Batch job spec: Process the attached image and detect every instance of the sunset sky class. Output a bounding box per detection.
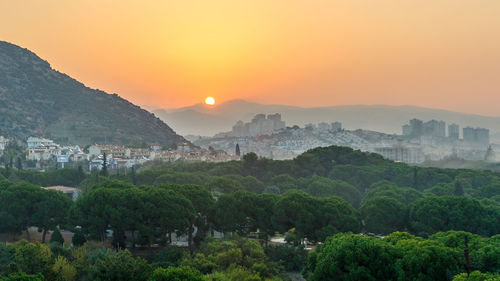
[1,0,500,115]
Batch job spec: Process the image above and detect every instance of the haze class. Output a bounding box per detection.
[2,0,500,115]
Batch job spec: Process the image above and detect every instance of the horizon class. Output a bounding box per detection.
[2,1,500,116]
[143,98,500,118]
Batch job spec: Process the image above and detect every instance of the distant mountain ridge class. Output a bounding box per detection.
[0,41,186,147]
[151,99,500,142]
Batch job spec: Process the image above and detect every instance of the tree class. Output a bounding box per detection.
[235,144,241,156]
[409,196,497,236]
[360,196,407,235]
[15,157,22,171]
[141,187,195,246]
[306,177,361,207]
[212,192,248,236]
[71,230,86,247]
[100,153,108,177]
[273,191,360,243]
[304,233,397,281]
[83,249,151,281]
[394,239,462,281]
[33,189,73,243]
[130,166,137,185]
[455,180,465,196]
[161,184,215,251]
[50,228,65,245]
[149,266,204,281]
[0,183,45,240]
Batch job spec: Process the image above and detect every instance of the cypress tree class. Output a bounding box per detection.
[16,157,22,170]
[100,152,108,177]
[50,228,65,245]
[235,143,241,156]
[72,230,87,247]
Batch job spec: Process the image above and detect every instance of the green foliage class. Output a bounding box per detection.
[51,256,76,281]
[304,233,464,281]
[360,196,408,234]
[152,247,189,269]
[50,229,65,245]
[85,249,151,281]
[453,271,500,281]
[264,245,308,271]
[0,272,45,281]
[14,242,52,278]
[409,196,500,236]
[304,233,397,281]
[305,177,361,207]
[273,191,361,242]
[149,266,203,281]
[71,230,86,247]
[182,237,279,279]
[0,243,15,276]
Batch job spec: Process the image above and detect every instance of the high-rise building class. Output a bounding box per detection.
[402,124,411,136]
[423,120,446,137]
[463,127,490,145]
[231,113,286,137]
[448,124,459,139]
[331,122,342,131]
[402,119,424,138]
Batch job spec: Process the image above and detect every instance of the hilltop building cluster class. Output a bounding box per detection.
[0,136,9,156]
[402,119,490,145]
[194,114,497,164]
[0,136,238,171]
[231,114,286,137]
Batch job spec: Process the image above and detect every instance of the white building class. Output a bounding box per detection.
[0,136,9,155]
[26,137,61,161]
[27,137,57,148]
[43,186,81,201]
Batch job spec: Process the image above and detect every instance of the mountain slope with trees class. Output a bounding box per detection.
[0,41,186,147]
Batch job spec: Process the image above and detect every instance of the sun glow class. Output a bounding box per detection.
[205,96,215,105]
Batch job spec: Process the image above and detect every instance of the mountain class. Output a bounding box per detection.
[152,99,500,143]
[0,41,186,147]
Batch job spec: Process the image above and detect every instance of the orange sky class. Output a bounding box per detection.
[1,0,500,115]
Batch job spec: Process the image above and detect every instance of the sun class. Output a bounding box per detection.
[205,96,215,105]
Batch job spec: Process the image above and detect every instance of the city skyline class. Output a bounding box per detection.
[2,1,500,116]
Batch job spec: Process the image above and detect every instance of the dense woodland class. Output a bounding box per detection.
[1,145,500,280]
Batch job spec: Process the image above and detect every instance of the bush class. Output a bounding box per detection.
[149,266,203,281]
[51,256,76,281]
[71,231,86,247]
[151,247,188,268]
[0,272,45,281]
[50,229,65,245]
[14,242,52,278]
[264,245,308,271]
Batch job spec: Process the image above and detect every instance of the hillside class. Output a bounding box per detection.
[0,41,186,147]
[152,100,500,142]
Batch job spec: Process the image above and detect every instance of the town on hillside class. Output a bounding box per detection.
[189,114,496,164]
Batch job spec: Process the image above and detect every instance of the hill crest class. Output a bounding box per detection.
[0,41,186,147]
